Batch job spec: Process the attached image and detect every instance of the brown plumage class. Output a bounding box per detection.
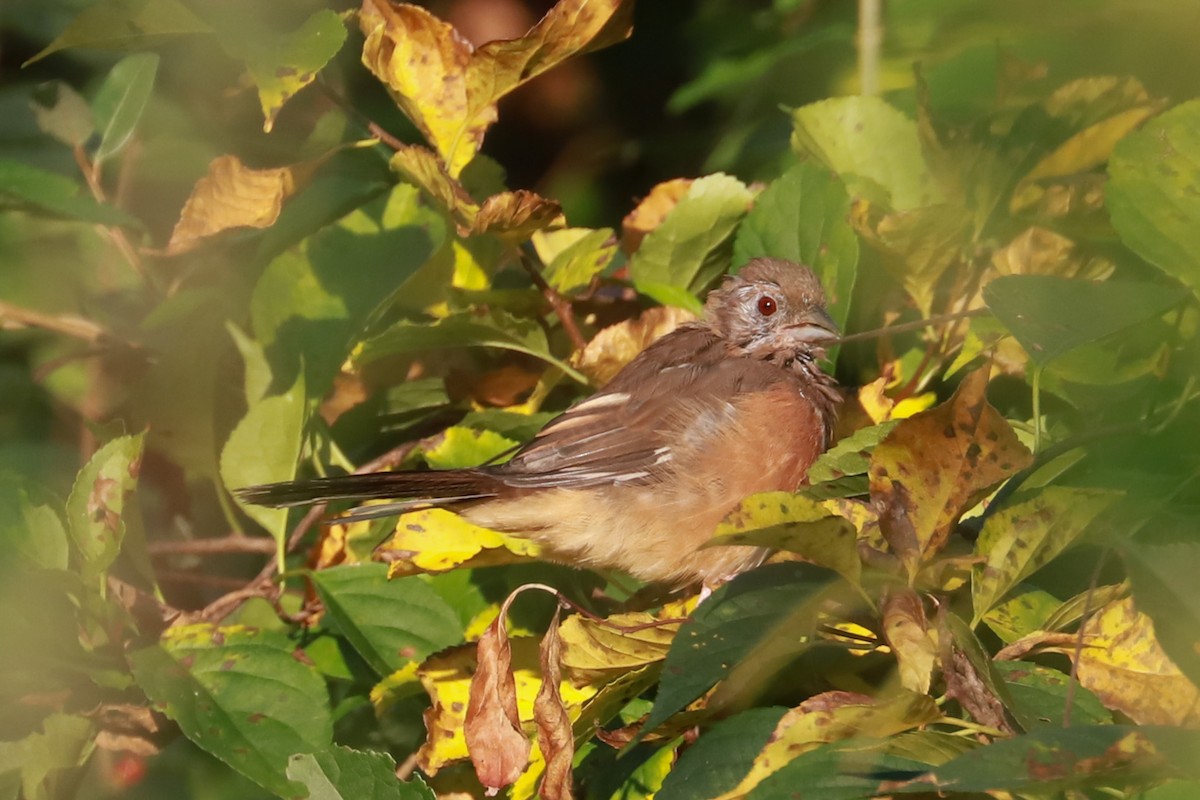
[237,257,841,586]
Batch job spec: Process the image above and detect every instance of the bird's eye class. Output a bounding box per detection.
[757,295,778,316]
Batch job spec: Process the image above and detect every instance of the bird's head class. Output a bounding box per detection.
[704,258,839,359]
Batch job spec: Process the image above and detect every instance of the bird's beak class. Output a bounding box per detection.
[786,307,840,345]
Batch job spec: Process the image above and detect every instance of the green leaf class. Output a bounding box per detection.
[25,0,211,64]
[807,421,899,487]
[981,585,1060,644]
[0,714,94,800]
[129,289,235,481]
[709,492,861,588]
[972,487,1118,624]
[65,433,145,581]
[897,726,1200,794]
[732,161,859,343]
[220,364,306,542]
[92,53,159,164]
[993,661,1110,729]
[656,708,787,800]
[641,563,833,736]
[1107,100,1200,301]
[1121,538,1200,688]
[791,96,941,210]
[420,426,518,470]
[222,9,348,133]
[748,743,927,800]
[628,173,752,297]
[984,275,1187,366]
[538,227,618,294]
[251,184,444,397]
[357,311,588,385]
[309,564,462,676]
[287,746,435,800]
[130,624,332,798]
[0,160,136,225]
[0,472,68,572]
[31,82,94,147]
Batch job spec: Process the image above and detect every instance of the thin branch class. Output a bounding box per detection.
[149,537,277,557]
[155,570,258,590]
[316,78,407,152]
[830,307,991,346]
[857,0,883,97]
[518,249,588,353]
[0,299,110,344]
[72,144,151,284]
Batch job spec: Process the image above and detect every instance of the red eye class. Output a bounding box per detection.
[757,295,778,316]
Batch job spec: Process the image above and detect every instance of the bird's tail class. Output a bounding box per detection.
[234,469,502,521]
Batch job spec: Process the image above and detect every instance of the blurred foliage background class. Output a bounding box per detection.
[3,0,1200,798]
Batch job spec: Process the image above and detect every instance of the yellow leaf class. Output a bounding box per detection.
[711,691,939,800]
[359,0,483,176]
[381,508,541,578]
[882,589,937,694]
[361,0,632,177]
[1012,107,1158,213]
[166,155,297,255]
[1076,597,1200,726]
[868,367,1033,577]
[558,605,686,685]
[709,492,861,588]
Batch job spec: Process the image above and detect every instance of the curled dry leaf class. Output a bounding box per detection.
[534,608,574,800]
[571,305,696,385]
[869,366,1033,576]
[882,588,937,695]
[938,613,1017,734]
[621,178,693,254]
[166,155,299,255]
[471,190,566,242]
[466,614,532,793]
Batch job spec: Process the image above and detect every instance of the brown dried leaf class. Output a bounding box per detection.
[535,608,574,800]
[1076,597,1200,726]
[571,305,696,385]
[472,190,566,242]
[939,612,1018,733]
[466,615,532,792]
[621,178,693,254]
[166,155,297,255]
[869,366,1033,576]
[882,589,937,694]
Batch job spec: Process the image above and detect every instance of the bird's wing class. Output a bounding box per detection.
[495,325,785,489]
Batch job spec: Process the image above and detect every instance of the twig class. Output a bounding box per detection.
[0,299,110,344]
[185,576,279,625]
[830,307,991,345]
[149,538,276,557]
[1064,548,1110,727]
[518,249,588,353]
[72,144,150,284]
[155,570,258,590]
[857,0,883,97]
[316,78,407,152]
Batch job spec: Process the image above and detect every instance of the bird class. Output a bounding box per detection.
[236,257,841,587]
